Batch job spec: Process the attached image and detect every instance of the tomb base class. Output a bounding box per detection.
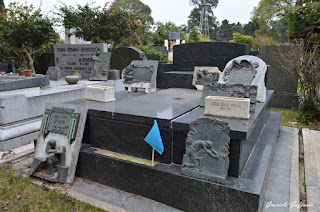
[76,112,281,212]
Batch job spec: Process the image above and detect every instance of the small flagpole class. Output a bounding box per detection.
[151,148,155,166]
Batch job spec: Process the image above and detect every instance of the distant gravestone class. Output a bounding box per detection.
[260,46,299,108]
[29,103,87,183]
[110,47,147,75]
[181,118,230,184]
[218,55,267,102]
[192,66,221,90]
[173,42,249,72]
[0,61,9,73]
[47,67,61,81]
[54,43,108,79]
[122,60,158,94]
[89,51,111,81]
[201,84,258,113]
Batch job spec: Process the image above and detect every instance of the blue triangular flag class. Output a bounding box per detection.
[144,120,164,155]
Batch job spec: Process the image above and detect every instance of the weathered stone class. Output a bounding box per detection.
[108,70,120,80]
[84,85,115,102]
[201,83,258,113]
[0,75,49,91]
[181,118,230,184]
[192,66,221,90]
[218,55,267,102]
[204,96,250,119]
[110,47,146,75]
[47,67,61,81]
[89,52,111,81]
[54,44,108,79]
[122,60,158,94]
[30,103,88,183]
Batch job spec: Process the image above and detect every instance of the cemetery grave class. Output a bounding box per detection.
[1,41,287,211]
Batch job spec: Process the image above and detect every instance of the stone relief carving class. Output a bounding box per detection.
[123,64,154,84]
[181,118,230,184]
[222,60,258,85]
[196,69,220,86]
[200,83,258,113]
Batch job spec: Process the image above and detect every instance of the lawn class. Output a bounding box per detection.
[271,107,320,131]
[0,164,104,212]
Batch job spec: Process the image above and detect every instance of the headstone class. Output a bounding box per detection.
[0,61,9,73]
[173,42,249,72]
[260,46,299,108]
[110,47,147,75]
[181,118,230,184]
[192,66,221,90]
[29,103,88,183]
[218,55,267,102]
[89,51,111,81]
[47,67,61,81]
[85,85,116,102]
[200,84,258,113]
[204,96,250,119]
[122,60,158,94]
[54,43,108,79]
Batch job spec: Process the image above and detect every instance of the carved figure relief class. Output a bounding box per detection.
[181,118,230,184]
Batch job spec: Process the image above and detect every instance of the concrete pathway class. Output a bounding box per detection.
[303,128,320,212]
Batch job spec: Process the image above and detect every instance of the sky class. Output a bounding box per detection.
[5,0,260,25]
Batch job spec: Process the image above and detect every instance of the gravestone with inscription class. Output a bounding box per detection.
[181,118,230,184]
[192,66,221,90]
[201,83,258,113]
[54,44,108,79]
[47,67,61,81]
[218,55,267,102]
[122,60,158,94]
[29,103,87,183]
[89,51,111,81]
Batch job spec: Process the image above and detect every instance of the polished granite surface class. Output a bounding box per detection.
[67,88,202,128]
[172,90,274,140]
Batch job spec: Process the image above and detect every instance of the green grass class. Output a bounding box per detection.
[271,107,320,130]
[0,164,104,212]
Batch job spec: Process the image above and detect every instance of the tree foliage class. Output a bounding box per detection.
[230,32,254,47]
[0,2,58,72]
[151,21,187,46]
[287,1,320,41]
[57,1,146,50]
[189,27,200,42]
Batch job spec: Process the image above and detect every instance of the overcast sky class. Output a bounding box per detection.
[5,0,260,25]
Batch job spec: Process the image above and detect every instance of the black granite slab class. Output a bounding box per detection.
[70,88,202,128]
[172,91,274,177]
[157,71,195,89]
[173,42,249,72]
[76,112,281,212]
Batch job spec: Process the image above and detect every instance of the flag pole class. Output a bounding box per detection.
[152,148,155,166]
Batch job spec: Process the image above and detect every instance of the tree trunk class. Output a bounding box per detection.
[26,52,35,73]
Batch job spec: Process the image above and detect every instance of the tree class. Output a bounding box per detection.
[0,0,4,14]
[188,0,219,39]
[57,1,146,51]
[214,19,240,41]
[251,0,299,41]
[189,27,200,42]
[151,21,187,46]
[57,3,101,43]
[287,1,320,42]
[112,0,153,46]
[0,2,58,72]
[230,32,254,48]
[187,7,218,39]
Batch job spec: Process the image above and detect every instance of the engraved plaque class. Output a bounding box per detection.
[47,107,75,135]
[123,65,154,84]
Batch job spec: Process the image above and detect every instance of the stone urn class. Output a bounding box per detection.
[65,75,80,85]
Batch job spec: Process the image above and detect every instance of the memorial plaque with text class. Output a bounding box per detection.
[54,44,108,79]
